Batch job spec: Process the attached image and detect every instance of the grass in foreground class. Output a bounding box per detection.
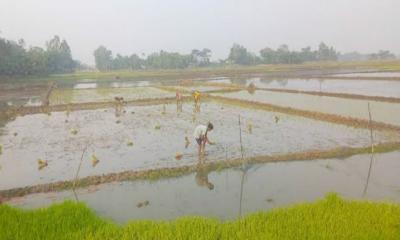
[0,193,399,240]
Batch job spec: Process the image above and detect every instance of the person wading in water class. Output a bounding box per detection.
[193,122,214,157]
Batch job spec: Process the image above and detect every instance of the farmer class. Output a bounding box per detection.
[193,122,214,156]
[193,90,201,112]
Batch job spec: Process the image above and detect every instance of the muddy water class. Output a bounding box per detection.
[245,78,400,98]
[0,86,45,107]
[7,151,400,222]
[0,102,394,190]
[214,90,400,126]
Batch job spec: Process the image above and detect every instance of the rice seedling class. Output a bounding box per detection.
[37,159,48,170]
[116,120,121,124]
[0,144,2,155]
[13,132,18,137]
[325,164,334,170]
[154,124,161,130]
[136,200,150,208]
[275,115,280,123]
[127,141,134,147]
[91,154,99,167]
[266,198,274,203]
[184,136,190,148]
[247,123,253,134]
[70,128,78,135]
[161,105,166,115]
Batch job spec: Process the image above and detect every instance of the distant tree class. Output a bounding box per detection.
[228,44,255,65]
[276,44,290,64]
[300,46,317,62]
[46,36,75,73]
[338,52,368,62]
[317,42,338,61]
[93,46,113,71]
[368,50,396,60]
[260,47,275,64]
[26,47,49,75]
[190,48,212,67]
[146,50,190,69]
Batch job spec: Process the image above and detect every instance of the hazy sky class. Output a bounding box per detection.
[1,0,399,64]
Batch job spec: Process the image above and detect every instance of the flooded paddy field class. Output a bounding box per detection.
[2,73,400,224]
[214,90,400,127]
[0,83,47,107]
[244,78,400,99]
[6,150,400,222]
[2,101,396,191]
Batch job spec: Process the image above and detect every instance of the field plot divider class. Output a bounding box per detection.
[207,95,400,132]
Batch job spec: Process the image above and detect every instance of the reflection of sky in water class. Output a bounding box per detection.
[73,83,98,89]
[332,72,400,77]
[7,151,400,222]
[244,78,400,98]
[215,90,400,126]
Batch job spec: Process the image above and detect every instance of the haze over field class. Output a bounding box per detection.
[0,0,399,64]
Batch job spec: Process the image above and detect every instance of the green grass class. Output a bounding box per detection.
[1,193,399,240]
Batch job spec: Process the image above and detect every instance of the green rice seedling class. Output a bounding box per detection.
[136,200,150,208]
[91,154,99,167]
[37,159,48,170]
[154,124,161,130]
[127,141,134,147]
[1,194,400,239]
[247,123,253,134]
[70,128,78,135]
[266,198,274,203]
[184,136,190,148]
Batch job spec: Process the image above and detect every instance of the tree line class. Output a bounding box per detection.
[93,43,339,71]
[0,33,397,76]
[0,35,77,76]
[93,46,212,71]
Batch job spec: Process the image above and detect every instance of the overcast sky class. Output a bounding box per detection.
[1,0,399,64]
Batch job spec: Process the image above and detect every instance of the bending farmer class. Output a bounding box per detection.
[193,122,214,156]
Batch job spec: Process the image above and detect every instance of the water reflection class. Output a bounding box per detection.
[195,157,214,190]
[5,151,400,222]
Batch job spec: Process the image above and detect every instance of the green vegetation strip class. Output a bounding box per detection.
[1,142,399,199]
[209,95,400,132]
[1,194,400,240]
